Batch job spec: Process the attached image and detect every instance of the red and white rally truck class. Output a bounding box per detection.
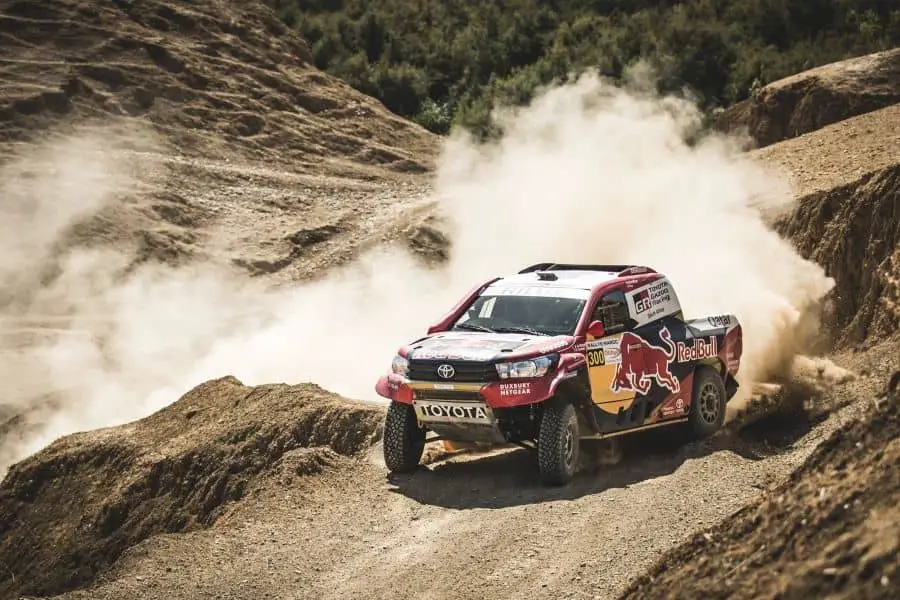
[375,263,743,486]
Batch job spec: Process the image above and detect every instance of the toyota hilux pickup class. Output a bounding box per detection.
[375,263,743,486]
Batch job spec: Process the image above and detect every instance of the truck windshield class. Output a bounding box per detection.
[451,293,587,336]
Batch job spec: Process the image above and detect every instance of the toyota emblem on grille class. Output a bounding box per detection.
[437,364,455,379]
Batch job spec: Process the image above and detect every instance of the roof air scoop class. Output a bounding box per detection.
[536,271,558,281]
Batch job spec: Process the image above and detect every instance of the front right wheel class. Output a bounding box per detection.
[383,401,426,473]
[537,400,580,486]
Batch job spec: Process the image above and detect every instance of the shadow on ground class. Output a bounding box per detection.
[386,411,820,509]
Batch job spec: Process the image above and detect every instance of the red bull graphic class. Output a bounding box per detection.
[676,337,718,362]
[610,327,680,395]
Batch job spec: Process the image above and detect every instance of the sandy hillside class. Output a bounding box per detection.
[716,47,900,148]
[0,0,440,281]
[0,2,899,598]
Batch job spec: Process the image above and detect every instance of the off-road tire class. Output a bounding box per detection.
[383,401,426,473]
[537,400,580,486]
[688,366,727,439]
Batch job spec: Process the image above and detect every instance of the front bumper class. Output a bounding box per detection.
[375,372,565,443]
[375,373,557,409]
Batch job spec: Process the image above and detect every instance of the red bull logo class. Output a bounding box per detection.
[610,327,680,395]
[676,337,718,362]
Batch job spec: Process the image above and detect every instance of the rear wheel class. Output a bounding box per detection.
[383,401,426,473]
[688,366,726,439]
[537,400,580,486]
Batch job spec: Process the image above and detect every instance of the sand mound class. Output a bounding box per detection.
[0,375,385,598]
[716,48,900,148]
[0,0,437,176]
[619,362,900,600]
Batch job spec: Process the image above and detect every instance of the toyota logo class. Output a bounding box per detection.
[437,364,455,379]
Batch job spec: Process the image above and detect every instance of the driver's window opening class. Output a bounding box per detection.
[593,290,629,331]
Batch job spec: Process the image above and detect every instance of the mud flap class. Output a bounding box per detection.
[725,373,739,401]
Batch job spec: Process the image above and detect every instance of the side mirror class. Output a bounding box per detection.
[587,320,606,338]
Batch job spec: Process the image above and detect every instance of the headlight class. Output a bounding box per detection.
[391,355,409,377]
[495,354,555,379]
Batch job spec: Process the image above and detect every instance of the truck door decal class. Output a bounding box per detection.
[610,327,679,395]
[585,334,636,413]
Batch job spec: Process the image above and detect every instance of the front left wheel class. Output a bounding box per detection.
[383,401,426,473]
[537,400,580,486]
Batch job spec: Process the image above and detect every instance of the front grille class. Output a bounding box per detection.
[408,360,499,383]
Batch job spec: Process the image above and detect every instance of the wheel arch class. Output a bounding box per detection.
[694,357,738,399]
[547,365,599,436]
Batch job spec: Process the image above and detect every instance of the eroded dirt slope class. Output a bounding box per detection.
[744,103,900,348]
[0,376,385,599]
[0,0,440,282]
[716,48,900,148]
[0,0,437,176]
[775,163,899,345]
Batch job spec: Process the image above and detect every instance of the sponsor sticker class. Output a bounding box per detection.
[484,285,590,300]
[610,327,680,395]
[676,337,718,362]
[633,289,652,314]
[415,401,491,423]
[585,338,621,364]
[499,382,532,397]
[662,397,686,417]
[629,279,678,323]
[707,315,733,328]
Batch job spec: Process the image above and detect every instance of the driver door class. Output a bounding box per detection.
[584,290,637,414]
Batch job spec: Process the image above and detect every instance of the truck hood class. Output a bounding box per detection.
[405,331,574,362]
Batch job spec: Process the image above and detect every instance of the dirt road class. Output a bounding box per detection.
[43,353,885,600]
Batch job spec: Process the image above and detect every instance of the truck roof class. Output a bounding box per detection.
[492,269,620,291]
[482,264,663,299]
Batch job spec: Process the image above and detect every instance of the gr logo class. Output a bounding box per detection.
[633,289,651,314]
[587,349,605,367]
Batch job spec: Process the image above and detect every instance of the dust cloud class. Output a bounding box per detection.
[0,65,835,474]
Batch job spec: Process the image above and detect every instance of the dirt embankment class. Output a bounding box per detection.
[774,162,899,346]
[740,101,900,349]
[716,48,900,148]
[0,376,385,599]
